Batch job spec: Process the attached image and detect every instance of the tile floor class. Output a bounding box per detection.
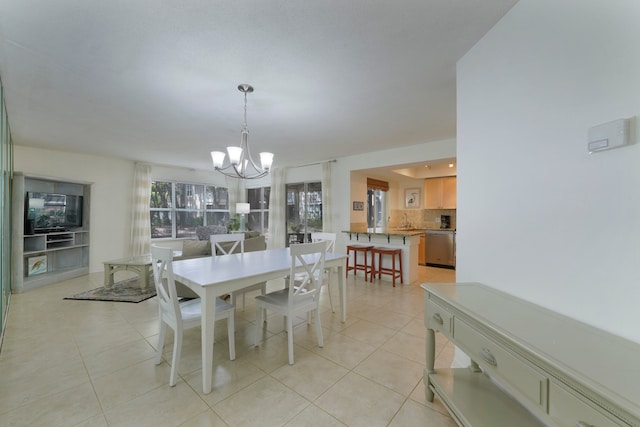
[0,266,457,427]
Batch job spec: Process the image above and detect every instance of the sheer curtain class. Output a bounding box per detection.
[130,163,152,256]
[322,161,334,232]
[226,176,246,214]
[267,167,286,249]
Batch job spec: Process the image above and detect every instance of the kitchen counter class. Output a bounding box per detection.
[343,228,421,238]
[343,228,454,237]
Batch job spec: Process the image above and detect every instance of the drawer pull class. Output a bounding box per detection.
[432,313,444,325]
[575,423,594,427]
[480,347,497,367]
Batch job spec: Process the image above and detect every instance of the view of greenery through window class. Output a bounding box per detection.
[247,187,269,235]
[285,182,322,246]
[150,181,230,239]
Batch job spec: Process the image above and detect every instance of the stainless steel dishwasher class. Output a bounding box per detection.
[425,230,456,268]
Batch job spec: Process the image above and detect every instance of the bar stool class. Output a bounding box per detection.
[346,244,374,281]
[371,247,403,287]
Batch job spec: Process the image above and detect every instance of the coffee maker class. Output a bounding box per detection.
[440,215,450,229]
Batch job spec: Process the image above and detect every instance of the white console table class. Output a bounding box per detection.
[422,282,640,427]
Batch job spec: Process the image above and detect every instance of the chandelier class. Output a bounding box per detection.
[211,84,274,179]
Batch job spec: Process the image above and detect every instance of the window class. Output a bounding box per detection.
[367,188,387,228]
[366,178,388,229]
[247,187,270,234]
[285,182,322,246]
[150,181,229,239]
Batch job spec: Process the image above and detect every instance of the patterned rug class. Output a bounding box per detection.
[64,277,156,303]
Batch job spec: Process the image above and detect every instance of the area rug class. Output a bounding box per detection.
[64,277,156,303]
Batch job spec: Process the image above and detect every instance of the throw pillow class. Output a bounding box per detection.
[182,240,211,257]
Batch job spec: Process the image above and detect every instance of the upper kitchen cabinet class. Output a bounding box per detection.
[424,177,456,209]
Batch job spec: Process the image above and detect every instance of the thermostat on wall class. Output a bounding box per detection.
[588,118,632,153]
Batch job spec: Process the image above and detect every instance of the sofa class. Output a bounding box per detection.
[175,230,266,260]
[174,229,267,298]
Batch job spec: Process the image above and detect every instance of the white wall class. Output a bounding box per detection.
[456,0,640,343]
[14,146,134,273]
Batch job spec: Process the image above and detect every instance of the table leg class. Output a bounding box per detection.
[104,264,115,289]
[337,264,346,323]
[200,290,216,394]
[140,266,151,291]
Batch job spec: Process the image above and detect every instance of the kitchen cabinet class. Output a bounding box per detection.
[418,233,426,265]
[424,177,456,209]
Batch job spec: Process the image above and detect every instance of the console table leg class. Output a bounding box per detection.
[425,328,435,402]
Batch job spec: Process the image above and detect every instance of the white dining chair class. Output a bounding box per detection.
[210,233,267,311]
[310,232,337,313]
[254,241,326,365]
[289,232,336,316]
[151,245,235,387]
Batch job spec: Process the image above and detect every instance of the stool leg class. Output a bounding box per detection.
[391,254,396,287]
[369,252,376,283]
[398,252,403,285]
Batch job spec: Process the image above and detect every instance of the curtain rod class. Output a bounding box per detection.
[287,159,337,169]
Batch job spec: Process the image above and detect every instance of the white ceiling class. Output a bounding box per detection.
[0,1,518,172]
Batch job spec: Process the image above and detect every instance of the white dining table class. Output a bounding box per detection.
[171,247,347,394]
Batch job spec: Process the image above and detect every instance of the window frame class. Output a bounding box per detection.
[150,180,229,240]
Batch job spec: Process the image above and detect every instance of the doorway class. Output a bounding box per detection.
[285,181,322,246]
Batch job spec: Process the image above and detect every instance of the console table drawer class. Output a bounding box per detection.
[549,381,626,427]
[425,298,453,337]
[454,318,547,410]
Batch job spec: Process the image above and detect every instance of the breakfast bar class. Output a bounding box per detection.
[342,228,422,283]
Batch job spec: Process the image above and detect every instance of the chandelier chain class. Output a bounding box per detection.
[243,90,248,130]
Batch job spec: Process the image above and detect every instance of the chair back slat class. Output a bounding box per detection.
[289,241,326,303]
[210,233,245,255]
[151,245,182,326]
[311,232,336,253]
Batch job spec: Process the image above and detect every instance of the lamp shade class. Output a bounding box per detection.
[211,151,226,168]
[227,146,243,165]
[236,203,250,214]
[259,152,274,171]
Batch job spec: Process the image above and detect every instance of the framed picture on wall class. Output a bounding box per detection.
[405,188,420,209]
[352,201,364,211]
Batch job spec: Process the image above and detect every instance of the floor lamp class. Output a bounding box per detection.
[236,203,250,231]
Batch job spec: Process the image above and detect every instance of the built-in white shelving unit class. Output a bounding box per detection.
[12,173,91,292]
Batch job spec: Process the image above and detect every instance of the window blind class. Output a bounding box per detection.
[367,178,389,192]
